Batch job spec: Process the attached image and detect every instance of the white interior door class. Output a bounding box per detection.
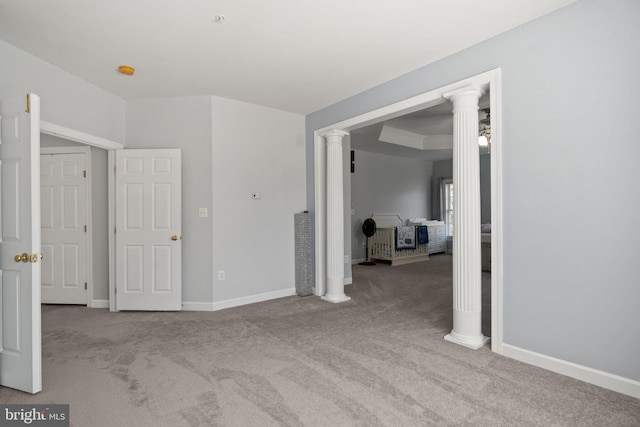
[0,94,42,393]
[115,149,181,311]
[41,152,88,304]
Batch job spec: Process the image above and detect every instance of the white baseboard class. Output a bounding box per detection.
[344,277,352,286]
[182,301,215,311]
[91,290,298,312]
[212,288,296,312]
[90,299,109,309]
[351,258,366,265]
[502,343,640,399]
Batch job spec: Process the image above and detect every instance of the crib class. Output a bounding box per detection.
[367,213,430,266]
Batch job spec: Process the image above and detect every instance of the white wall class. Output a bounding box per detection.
[126,96,214,304]
[211,96,305,304]
[351,150,432,262]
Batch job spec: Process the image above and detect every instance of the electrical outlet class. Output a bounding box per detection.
[344,255,349,264]
[218,270,225,281]
[199,207,208,218]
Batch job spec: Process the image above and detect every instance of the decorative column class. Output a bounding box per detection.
[321,130,351,303]
[443,86,489,349]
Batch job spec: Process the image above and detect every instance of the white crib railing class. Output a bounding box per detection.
[367,227,429,266]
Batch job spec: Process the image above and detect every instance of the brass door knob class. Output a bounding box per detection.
[171,235,179,241]
[14,253,29,263]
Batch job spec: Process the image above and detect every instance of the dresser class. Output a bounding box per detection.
[426,221,446,254]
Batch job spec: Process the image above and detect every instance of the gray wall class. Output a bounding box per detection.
[211,96,306,302]
[126,96,214,303]
[1,38,125,305]
[2,36,307,308]
[306,0,640,382]
[0,39,125,143]
[351,150,432,261]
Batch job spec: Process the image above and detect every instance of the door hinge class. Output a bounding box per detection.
[84,282,87,290]
[84,170,87,178]
[26,94,30,113]
[84,225,87,232]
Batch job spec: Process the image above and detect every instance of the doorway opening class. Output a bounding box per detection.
[348,93,492,337]
[40,135,109,308]
[39,120,124,311]
[313,69,503,353]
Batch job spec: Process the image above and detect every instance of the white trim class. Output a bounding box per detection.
[314,133,326,296]
[39,121,121,311]
[502,344,640,399]
[351,258,366,265]
[108,151,117,311]
[312,68,503,351]
[212,288,296,311]
[40,146,94,308]
[91,300,109,309]
[489,69,504,354]
[344,277,352,286]
[182,301,215,311]
[40,121,123,150]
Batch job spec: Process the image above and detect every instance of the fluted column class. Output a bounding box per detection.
[321,130,351,303]
[443,86,489,349]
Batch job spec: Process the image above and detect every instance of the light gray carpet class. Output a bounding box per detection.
[1,254,638,426]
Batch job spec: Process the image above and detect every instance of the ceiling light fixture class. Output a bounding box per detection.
[214,14,226,23]
[118,65,135,76]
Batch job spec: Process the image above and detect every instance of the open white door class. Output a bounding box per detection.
[0,94,42,393]
[115,149,181,311]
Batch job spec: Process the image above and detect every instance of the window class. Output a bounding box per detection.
[442,179,454,237]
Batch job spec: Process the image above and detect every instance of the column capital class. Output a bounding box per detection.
[442,85,484,110]
[321,129,349,140]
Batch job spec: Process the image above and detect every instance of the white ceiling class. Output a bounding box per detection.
[0,0,576,114]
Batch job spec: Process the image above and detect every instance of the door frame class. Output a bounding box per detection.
[312,68,504,354]
[40,120,123,312]
[40,146,92,306]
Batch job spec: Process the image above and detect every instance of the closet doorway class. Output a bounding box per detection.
[40,131,112,308]
[40,146,90,304]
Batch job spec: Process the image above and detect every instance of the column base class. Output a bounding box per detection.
[321,294,351,304]
[444,331,489,350]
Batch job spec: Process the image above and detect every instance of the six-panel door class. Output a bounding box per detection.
[0,94,42,393]
[115,149,182,311]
